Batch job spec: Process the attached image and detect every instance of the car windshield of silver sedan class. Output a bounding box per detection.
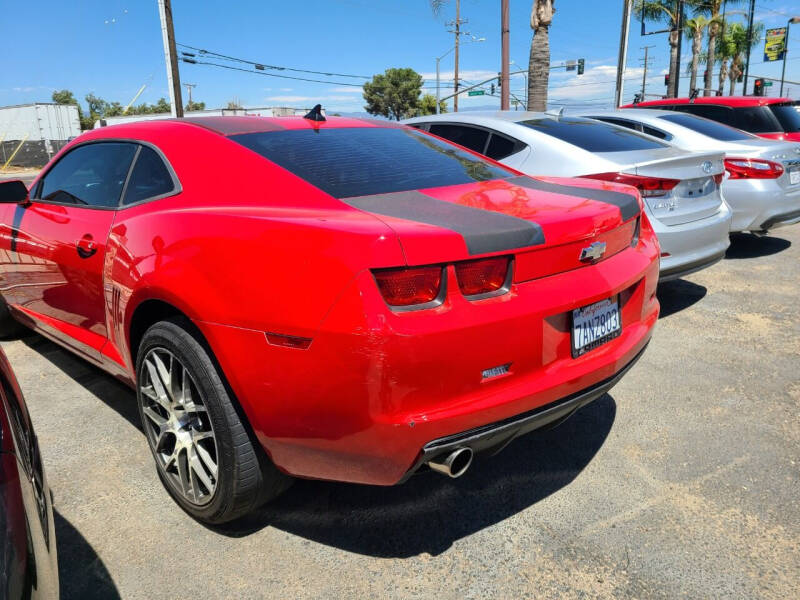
[231,127,512,198]
[519,116,669,152]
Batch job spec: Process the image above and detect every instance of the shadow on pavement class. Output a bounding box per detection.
[657,279,707,319]
[725,232,791,259]
[20,332,616,558]
[20,335,140,431]
[54,510,120,600]
[213,394,617,558]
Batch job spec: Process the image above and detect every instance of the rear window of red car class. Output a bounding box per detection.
[230,127,512,198]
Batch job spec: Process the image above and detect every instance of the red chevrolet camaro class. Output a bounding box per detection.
[0,112,659,523]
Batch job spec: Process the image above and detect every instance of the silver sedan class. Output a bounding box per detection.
[574,108,800,233]
[403,111,731,281]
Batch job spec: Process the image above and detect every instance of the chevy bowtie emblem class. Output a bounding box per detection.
[580,241,607,262]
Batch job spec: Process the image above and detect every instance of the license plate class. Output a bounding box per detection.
[571,297,622,358]
[790,169,800,185]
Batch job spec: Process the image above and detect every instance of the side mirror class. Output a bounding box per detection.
[0,180,29,204]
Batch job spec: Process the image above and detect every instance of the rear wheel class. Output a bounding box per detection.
[0,295,26,339]
[136,318,290,523]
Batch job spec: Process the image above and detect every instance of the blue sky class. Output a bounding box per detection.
[2,0,799,114]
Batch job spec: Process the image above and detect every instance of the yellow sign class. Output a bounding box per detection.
[764,27,787,62]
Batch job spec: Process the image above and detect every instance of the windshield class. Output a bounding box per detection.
[657,112,753,141]
[519,116,669,152]
[230,127,512,198]
[770,104,800,133]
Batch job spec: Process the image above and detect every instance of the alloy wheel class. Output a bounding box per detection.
[139,347,218,506]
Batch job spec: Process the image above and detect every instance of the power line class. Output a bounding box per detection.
[177,43,371,79]
[182,59,367,87]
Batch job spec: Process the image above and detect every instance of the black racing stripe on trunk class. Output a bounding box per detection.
[508,176,640,222]
[342,190,544,255]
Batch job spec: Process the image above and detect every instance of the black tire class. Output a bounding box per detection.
[136,317,291,523]
[0,295,27,339]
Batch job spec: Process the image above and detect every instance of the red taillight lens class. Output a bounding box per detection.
[581,172,679,197]
[713,172,724,185]
[723,157,784,179]
[373,266,443,307]
[455,256,510,297]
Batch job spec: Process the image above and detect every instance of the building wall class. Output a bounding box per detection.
[0,104,81,168]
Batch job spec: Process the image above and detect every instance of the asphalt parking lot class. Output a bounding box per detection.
[3,227,799,599]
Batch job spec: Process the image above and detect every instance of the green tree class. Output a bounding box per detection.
[185,100,206,111]
[363,68,424,120]
[528,0,556,111]
[719,21,763,95]
[636,1,683,98]
[153,98,171,113]
[52,89,89,129]
[692,0,746,96]
[226,99,243,109]
[415,93,447,116]
[684,16,710,94]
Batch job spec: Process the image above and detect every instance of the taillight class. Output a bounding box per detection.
[455,256,510,297]
[724,157,784,179]
[373,266,443,307]
[581,172,679,197]
[713,172,724,185]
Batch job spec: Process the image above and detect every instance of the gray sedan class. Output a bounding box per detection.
[403,112,731,281]
[574,108,800,233]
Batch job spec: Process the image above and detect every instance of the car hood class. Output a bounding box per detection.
[340,175,641,266]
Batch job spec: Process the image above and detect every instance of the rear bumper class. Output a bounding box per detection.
[652,203,731,280]
[197,231,660,486]
[723,179,800,232]
[399,342,648,482]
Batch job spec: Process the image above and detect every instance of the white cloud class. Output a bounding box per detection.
[420,69,498,83]
[12,86,37,92]
[265,95,316,103]
[279,87,293,92]
[328,86,363,94]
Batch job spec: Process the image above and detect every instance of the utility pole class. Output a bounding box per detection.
[184,83,196,106]
[640,45,655,99]
[615,0,633,107]
[673,0,684,98]
[780,17,800,96]
[742,0,756,94]
[501,0,510,110]
[447,0,467,112]
[158,0,183,117]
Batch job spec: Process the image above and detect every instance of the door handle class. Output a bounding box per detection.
[76,235,97,259]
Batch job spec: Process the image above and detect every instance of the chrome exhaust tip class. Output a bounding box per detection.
[427,447,474,478]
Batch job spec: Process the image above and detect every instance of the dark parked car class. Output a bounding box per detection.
[1,344,58,599]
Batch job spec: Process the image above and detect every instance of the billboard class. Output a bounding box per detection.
[764,27,787,62]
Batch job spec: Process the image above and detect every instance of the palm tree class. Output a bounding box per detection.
[720,21,763,95]
[635,1,681,98]
[527,1,555,111]
[684,16,709,95]
[693,0,745,96]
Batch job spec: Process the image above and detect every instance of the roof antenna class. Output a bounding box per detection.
[689,88,699,102]
[303,104,326,122]
[544,106,565,119]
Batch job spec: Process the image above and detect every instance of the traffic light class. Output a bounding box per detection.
[664,73,670,87]
[497,73,502,89]
[753,78,764,96]
[491,83,495,95]
[577,58,585,75]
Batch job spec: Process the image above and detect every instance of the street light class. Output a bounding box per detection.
[780,16,800,96]
[436,36,485,114]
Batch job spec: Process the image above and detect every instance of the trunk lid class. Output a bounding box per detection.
[347,176,641,280]
[607,149,726,226]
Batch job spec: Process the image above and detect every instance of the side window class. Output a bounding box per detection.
[122,146,177,205]
[37,142,137,208]
[641,124,671,140]
[594,117,641,132]
[676,104,735,126]
[428,124,490,154]
[732,107,780,133]
[485,133,525,161]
